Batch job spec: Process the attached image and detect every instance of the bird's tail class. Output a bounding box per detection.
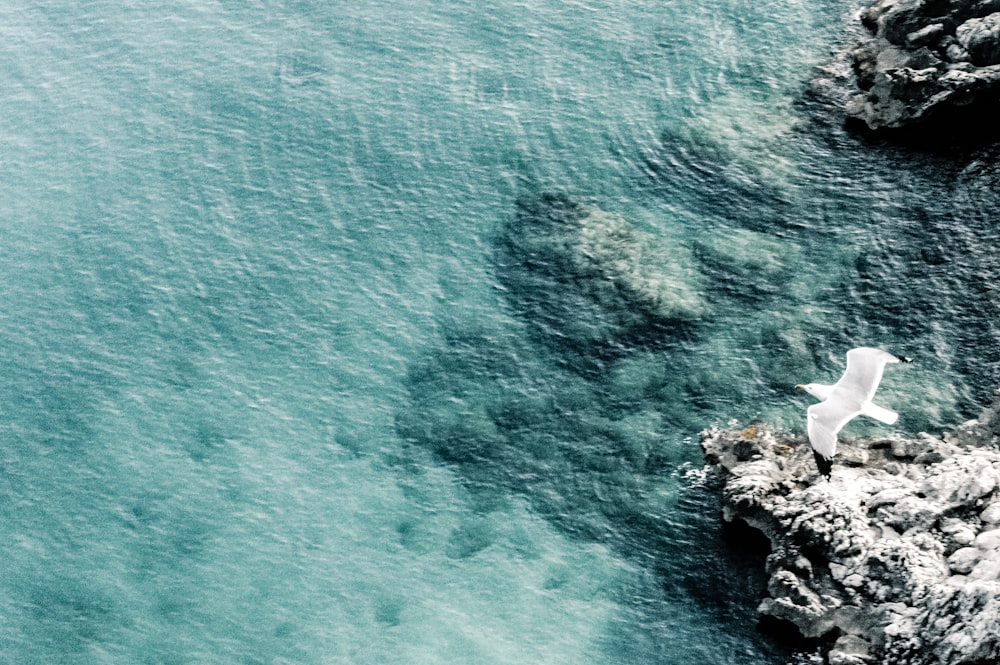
[813,451,832,479]
[861,400,898,425]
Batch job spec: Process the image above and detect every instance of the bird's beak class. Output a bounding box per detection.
[794,384,805,391]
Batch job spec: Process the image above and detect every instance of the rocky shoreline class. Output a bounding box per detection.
[814,0,1000,142]
[701,396,1000,664]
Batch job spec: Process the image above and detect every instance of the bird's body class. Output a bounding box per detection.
[796,347,911,478]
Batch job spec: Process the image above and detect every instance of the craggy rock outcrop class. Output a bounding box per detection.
[835,0,1000,136]
[701,395,1000,664]
[495,193,706,355]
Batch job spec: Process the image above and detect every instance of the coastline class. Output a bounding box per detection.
[702,395,1000,664]
[812,0,1000,146]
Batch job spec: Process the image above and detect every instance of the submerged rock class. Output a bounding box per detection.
[496,193,706,355]
[701,394,1000,664]
[692,228,800,303]
[819,0,1000,140]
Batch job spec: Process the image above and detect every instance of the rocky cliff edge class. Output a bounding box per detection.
[812,0,1000,141]
[701,395,1000,665]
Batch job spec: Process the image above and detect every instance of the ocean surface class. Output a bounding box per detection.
[3,1,1000,663]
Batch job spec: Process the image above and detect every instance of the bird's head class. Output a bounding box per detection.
[795,383,825,400]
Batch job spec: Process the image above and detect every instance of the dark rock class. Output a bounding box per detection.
[956,12,1000,65]
[818,0,1000,141]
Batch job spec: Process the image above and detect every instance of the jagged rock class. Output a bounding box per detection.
[817,0,1000,139]
[906,22,945,47]
[701,394,1000,664]
[956,12,1000,65]
[829,633,875,665]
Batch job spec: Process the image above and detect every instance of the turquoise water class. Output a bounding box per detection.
[3,1,1000,663]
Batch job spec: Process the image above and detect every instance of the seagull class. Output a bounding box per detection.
[796,347,911,479]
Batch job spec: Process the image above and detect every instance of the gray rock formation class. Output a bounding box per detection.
[834,0,1000,136]
[701,394,1000,664]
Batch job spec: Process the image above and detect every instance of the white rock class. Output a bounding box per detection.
[843,574,865,588]
[947,547,980,574]
[828,633,873,665]
[869,487,910,509]
[969,557,1000,581]
[981,501,1000,525]
[953,528,976,546]
[891,437,921,458]
[975,528,1000,551]
[884,616,914,639]
[922,455,998,506]
[941,518,977,545]
[940,518,971,534]
[702,412,1000,665]
[876,495,938,532]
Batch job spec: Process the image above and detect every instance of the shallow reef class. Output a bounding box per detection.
[494,192,706,358]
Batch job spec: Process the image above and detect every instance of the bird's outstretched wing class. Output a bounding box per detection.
[806,398,861,460]
[802,347,910,478]
[838,347,902,402]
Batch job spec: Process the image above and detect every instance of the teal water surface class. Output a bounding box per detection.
[3,1,1000,663]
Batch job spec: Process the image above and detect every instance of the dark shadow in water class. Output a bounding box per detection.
[396,325,681,533]
[842,107,1000,156]
[493,191,701,370]
[597,472,807,664]
[396,319,803,663]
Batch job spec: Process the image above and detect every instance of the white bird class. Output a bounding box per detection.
[796,347,911,478]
